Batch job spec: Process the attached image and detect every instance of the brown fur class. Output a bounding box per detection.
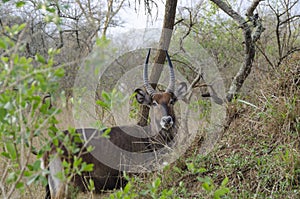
[43,91,179,199]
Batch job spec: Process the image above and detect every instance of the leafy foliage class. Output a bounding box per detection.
[0,0,299,198]
[0,20,63,197]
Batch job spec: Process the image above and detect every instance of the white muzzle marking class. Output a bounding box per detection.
[160,116,173,130]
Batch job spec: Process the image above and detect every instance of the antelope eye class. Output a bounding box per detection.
[152,100,158,106]
[169,98,176,105]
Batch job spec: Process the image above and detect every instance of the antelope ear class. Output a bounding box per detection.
[175,82,187,100]
[134,88,152,105]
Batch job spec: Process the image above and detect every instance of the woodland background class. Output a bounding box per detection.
[0,0,299,198]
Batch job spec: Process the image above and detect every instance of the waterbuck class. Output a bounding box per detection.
[42,49,187,198]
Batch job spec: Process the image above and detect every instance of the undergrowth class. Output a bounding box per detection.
[105,54,300,198]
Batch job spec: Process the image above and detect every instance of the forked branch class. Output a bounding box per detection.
[210,0,264,102]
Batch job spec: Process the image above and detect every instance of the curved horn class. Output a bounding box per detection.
[143,48,156,96]
[42,93,52,109]
[165,50,175,93]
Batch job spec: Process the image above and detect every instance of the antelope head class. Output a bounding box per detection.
[135,49,186,132]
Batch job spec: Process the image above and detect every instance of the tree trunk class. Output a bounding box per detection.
[198,0,264,155]
[137,0,178,126]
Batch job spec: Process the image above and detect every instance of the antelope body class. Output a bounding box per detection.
[42,49,186,198]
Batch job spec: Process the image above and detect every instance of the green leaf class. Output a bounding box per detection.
[153,177,161,188]
[187,162,194,172]
[101,91,110,102]
[200,177,214,192]
[1,56,9,62]
[16,1,25,7]
[23,170,32,177]
[221,177,229,186]
[7,172,17,183]
[46,7,56,13]
[96,100,109,109]
[33,160,41,170]
[16,182,24,189]
[6,142,17,160]
[0,40,7,49]
[62,159,70,167]
[123,181,132,193]
[19,56,28,64]
[102,128,111,138]
[54,68,65,77]
[202,182,211,191]
[88,178,95,191]
[13,54,19,64]
[53,138,59,146]
[1,152,10,158]
[27,174,39,185]
[197,167,207,173]
[214,187,229,199]
[73,156,82,168]
[0,108,7,122]
[81,163,94,172]
[86,145,94,153]
[35,54,46,64]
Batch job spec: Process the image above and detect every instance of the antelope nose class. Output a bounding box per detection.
[161,116,173,129]
[164,116,172,124]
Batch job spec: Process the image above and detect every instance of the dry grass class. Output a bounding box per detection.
[184,53,299,198]
[4,53,299,199]
[108,53,300,198]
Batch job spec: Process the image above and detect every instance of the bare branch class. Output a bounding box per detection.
[278,47,300,65]
[210,0,246,27]
[247,0,264,17]
[255,44,275,68]
[210,0,264,102]
[278,0,298,17]
[279,14,300,25]
[102,0,126,37]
